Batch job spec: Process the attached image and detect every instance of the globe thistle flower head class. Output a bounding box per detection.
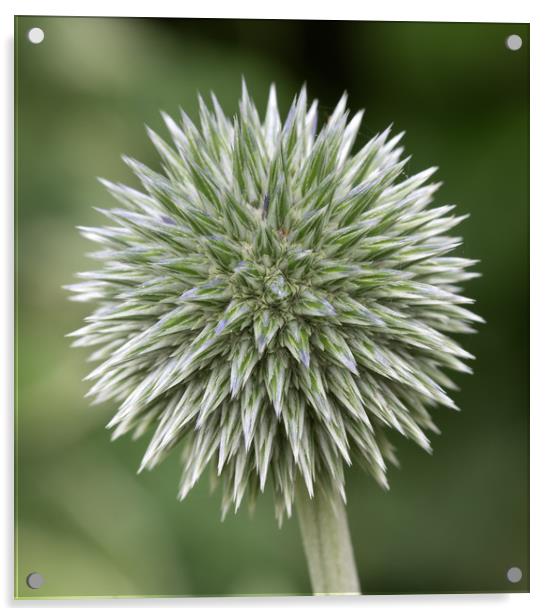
[68,83,481,524]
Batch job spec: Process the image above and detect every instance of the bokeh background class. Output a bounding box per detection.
[15,17,529,598]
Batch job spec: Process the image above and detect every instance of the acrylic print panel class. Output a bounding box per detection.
[15,16,529,599]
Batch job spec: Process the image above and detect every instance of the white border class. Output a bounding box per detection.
[0,0,538,21]
[2,1,550,614]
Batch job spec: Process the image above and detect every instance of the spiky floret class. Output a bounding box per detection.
[67,83,481,524]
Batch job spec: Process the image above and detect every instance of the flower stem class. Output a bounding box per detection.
[295,481,361,595]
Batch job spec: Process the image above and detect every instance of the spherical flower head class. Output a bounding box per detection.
[68,83,481,524]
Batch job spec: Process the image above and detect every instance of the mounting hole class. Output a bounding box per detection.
[26,572,44,589]
[507,566,522,583]
[27,28,45,45]
[505,34,522,51]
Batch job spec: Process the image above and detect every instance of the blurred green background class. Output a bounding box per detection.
[15,17,529,598]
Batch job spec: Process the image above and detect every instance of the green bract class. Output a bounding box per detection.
[68,83,481,524]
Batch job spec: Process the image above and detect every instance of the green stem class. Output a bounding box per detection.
[295,481,361,595]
